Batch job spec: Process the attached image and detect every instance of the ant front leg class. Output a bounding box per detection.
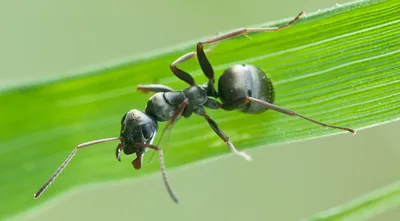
[137,84,175,94]
[195,106,252,161]
[135,143,179,203]
[115,142,123,161]
[147,98,189,163]
[196,11,304,97]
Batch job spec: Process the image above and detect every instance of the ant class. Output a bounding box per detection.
[33,11,355,203]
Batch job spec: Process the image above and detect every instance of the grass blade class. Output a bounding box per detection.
[307,181,400,221]
[0,0,399,219]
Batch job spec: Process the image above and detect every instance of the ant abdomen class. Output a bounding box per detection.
[218,64,275,113]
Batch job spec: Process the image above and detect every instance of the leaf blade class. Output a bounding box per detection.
[307,181,400,221]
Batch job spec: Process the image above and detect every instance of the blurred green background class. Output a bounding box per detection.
[1,0,399,220]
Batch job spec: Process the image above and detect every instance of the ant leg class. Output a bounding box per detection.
[203,98,220,109]
[196,44,218,97]
[170,42,218,86]
[199,11,304,45]
[34,137,121,199]
[137,84,175,94]
[115,142,123,161]
[136,142,179,203]
[170,63,196,86]
[222,97,356,134]
[157,98,189,146]
[171,42,217,66]
[195,106,252,161]
[196,11,304,97]
[147,98,189,163]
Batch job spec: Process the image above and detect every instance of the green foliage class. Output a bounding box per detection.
[0,0,399,220]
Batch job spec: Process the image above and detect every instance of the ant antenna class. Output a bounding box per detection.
[33,137,121,199]
[136,143,179,203]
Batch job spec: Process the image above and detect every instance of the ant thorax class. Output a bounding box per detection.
[145,92,186,121]
[182,85,208,107]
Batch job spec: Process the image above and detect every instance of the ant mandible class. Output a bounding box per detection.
[33,11,355,203]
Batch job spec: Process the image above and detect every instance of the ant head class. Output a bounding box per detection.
[120,109,158,155]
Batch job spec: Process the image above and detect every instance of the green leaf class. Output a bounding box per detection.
[307,181,400,221]
[0,0,399,219]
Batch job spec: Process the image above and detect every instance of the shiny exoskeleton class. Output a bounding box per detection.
[217,64,274,113]
[119,84,217,171]
[33,11,355,204]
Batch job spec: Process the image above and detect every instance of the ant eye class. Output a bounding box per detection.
[142,124,154,140]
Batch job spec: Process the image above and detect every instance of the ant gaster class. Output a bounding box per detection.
[33,11,355,203]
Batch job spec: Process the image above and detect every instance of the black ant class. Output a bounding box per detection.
[33,11,355,203]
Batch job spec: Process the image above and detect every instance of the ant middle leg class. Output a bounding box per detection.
[195,106,252,161]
